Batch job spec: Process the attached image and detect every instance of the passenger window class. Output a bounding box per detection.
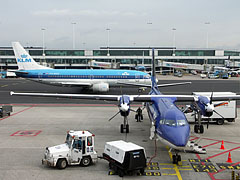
[87,136,92,146]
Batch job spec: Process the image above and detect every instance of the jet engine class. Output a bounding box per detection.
[92,83,109,92]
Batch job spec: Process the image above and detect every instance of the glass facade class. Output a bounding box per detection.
[93,50,149,56]
[0,50,14,56]
[29,50,84,56]
[224,51,240,56]
[175,50,215,56]
[158,50,215,56]
[0,48,239,68]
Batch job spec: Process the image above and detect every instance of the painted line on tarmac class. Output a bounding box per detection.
[1,85,8,87]
[196,153,240,180]
[0,106,35,121]
[166,146,183,180]
[202,141,221,148]
[206,146,240,160]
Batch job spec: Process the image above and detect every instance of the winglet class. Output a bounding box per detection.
[10,91,14,96]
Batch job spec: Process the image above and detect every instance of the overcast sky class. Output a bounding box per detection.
[1,0,240,50]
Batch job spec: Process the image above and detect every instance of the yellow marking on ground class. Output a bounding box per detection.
[159,163,174,166]
[1,85,8,87]
[161,168,174,170]
[178,169,193,171]
[166,146,183,180]
[162,173,177,176]
[180,166,191,168]
[182,160,187,162]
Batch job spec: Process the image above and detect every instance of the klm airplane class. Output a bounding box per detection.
[11,49,240,165]
[12,42,151,92]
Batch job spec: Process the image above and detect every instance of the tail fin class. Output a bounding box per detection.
[151,48,157,88]
[12,42,51,70]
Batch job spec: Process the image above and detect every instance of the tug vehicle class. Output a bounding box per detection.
[42,130,97,169]
[103,140,146,177]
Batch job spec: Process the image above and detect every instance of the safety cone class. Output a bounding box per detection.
[220,140,225,150]
[226,152,233,163]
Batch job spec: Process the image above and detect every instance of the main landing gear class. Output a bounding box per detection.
[194,124,204,134]
[172,153,181,165]
[194,111,204,134]
[120,116,129,133]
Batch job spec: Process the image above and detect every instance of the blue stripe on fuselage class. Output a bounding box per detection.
[15,69,150,79]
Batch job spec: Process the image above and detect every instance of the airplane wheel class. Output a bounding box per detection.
[120,124,124,133]
[177,155,181,162]
[194,125,199,133]
[126,124,129,133]
[199,125,204,134]
[172,155,177,164]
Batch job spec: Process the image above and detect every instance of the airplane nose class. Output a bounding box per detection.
[162,126,190,147]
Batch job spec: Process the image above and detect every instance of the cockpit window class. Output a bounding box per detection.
[165,119,176,126]
[163,119,187,126]
[177,120,187,126]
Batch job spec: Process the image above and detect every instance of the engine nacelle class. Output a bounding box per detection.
[92,83,109,92]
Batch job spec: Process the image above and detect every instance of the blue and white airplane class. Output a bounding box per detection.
[10,49,240,164]
[12,42,153,92]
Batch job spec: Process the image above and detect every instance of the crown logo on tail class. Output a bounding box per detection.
[21,54,28,58]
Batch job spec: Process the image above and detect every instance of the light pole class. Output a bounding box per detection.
[172,28,176,56]
[205,22,210,48]
[41,28,46,64]
[106,28,110,56]
[71,22,76,49]
[147,22,152,47]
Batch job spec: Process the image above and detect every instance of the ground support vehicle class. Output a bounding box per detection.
[0,105,12,117]
[102,140,146,177]
[42,130,97,169]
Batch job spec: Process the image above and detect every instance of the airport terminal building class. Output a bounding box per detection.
[0,46,240,70]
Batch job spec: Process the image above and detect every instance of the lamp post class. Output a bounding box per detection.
[147,22,152,47]
[172,28,176,56]
[71,22,76,49]
[205,22,210,48]
[106,28,110,56]
[41,28,46,64]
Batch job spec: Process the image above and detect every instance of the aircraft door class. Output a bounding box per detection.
[38,72,43,81]
[135,73,141,82]
[71,139,83,162]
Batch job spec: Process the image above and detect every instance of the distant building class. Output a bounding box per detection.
[0,46,240,70]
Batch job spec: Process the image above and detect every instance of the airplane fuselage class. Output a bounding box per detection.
[146,86,190,150]
[16,69,151,87]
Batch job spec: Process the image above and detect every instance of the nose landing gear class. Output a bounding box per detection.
[172,153,181,165]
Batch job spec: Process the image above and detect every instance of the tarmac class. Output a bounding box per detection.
[0,104,240,180]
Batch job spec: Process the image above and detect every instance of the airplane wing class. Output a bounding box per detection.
[10,91,240,102]
[117,81,192,88]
